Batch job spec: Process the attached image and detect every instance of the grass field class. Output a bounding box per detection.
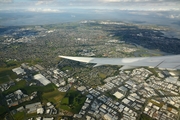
[25,58,42,66]
[13,111,26,120]
[2,82,56,96]
[140,113,153,120]
[5,60,20,67]
[42,89,66,106]
[0,76,10,84]
[0,68,18,84]
[0,105,7,115]
[61,97,69,105]
[60,89,86,113]
[62,66,73,71]
[23,83,56,95]
[149,100,163,108]
[98,73,107,79]
[60,105,71,111]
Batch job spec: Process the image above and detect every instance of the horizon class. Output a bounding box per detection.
[0,0,180,32]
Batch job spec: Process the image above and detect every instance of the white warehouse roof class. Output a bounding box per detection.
[113,91,124,99]
[77,86,86,91]
[12,67,25,75]
[34,74,51,86]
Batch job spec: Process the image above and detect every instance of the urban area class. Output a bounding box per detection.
[0,21,180,120]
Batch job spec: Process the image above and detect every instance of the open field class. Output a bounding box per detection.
[23,83,56,95]
[0,68,18,84]
[60,89,86,113]
[0,105,7,115]
[0,76,10,84]
[13,111,26,120]
[42,89,66,105]
[140,113,153,120]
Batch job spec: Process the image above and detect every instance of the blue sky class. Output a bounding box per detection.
[0,0,180,12]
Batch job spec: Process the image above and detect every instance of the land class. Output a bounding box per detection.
[0,20,180,120]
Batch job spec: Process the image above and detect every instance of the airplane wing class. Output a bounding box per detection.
[59,55,180,70]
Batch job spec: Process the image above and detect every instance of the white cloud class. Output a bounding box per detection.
[129,11,150,15]
[148,7,180,11]
[35,1,44,5]
[170,15,175,19]
[0,0,12,3]
[168,14,180,19]
[35,0,54,6]
[99,0,154,2]
[27,8,64,13]
[100,0,129,2]
[93,9,114,13]
[0,0,179,12]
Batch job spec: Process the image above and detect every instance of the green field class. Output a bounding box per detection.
[60,89,86,113]
[62,66,73,71]
[0,105,7,115]
[61,97,69,105]
[42,89,66,105]
[140,113,153,120]
[2,82,56,96]
[23,83,56,95]
[24,58,42,66]
[0,68,18,84]
[13,111,26,120]
[0,76,10,84]
[60,105,71,111]
[5,60,20,67]
[149,100,163,108]
[98,73,107,79]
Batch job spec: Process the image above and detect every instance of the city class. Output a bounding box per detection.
[0,20,180,120]
[1,61,180,120]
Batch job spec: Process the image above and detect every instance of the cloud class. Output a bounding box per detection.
[99,0,130,2]
[99,0,179,2]
[99,0,152,2]
[0,0,179,12]
[35,1,44,5]
[0,0,13,3]
[93,9,114,13]
[168,14,180,19]
[27,8,64,13]
[35,0,54,5]
[129,11,150,15]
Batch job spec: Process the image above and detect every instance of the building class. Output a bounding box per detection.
[25,102,42,113]
[77,86,86,92]
[37,107,44,114]
[35,64,44,70]
[113,91,124,99]
[6,89,29,107]
[43,118,54,120]
[12,67,25,75]
[118,86,128,95]
[34,74,51,85]
[165,77,178,84]
[104,113,114,120]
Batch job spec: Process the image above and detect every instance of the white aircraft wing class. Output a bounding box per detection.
[59,55,180,70]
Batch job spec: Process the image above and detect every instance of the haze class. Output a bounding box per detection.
[0,0,180,28]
